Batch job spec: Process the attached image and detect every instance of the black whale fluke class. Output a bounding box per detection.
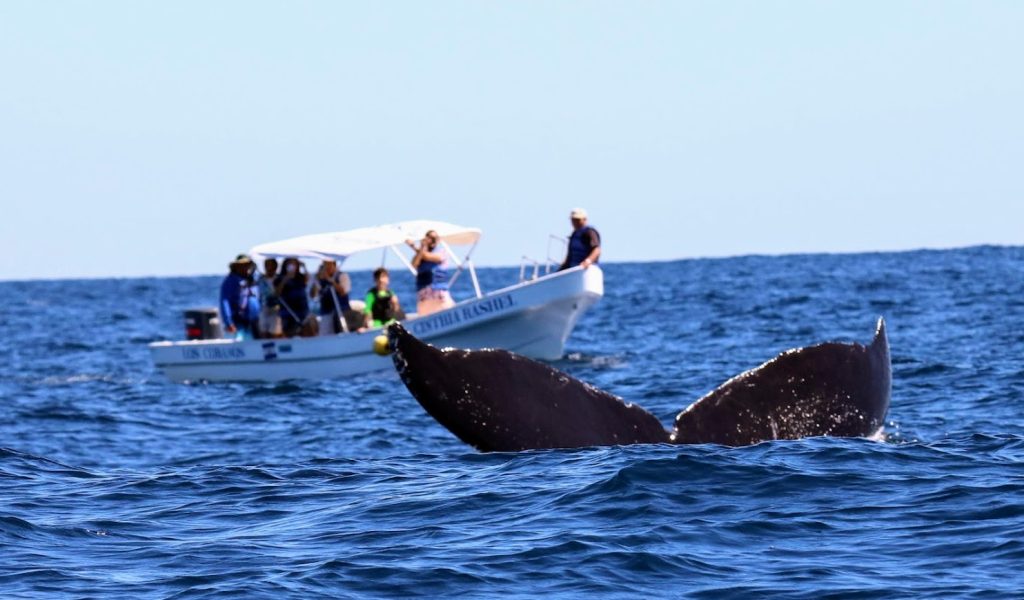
[387,319,891,452]
[387,323,670,451]
[670,318,891,445]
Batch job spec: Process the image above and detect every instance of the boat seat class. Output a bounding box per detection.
[342,309,364,332]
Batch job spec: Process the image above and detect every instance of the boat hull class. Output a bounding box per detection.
[149,266,602,382]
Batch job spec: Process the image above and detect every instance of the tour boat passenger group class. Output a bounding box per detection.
[150,214,603,382]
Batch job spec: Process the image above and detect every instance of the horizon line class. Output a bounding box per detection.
[1,242,1019,284]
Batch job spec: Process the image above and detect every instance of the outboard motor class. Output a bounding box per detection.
[184,307,223,340]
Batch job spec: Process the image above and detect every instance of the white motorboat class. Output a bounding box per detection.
[149,220,603,382]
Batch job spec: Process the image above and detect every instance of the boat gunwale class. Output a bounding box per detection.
[149,265,598,351]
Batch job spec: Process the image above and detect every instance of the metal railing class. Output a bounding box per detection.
[519,235,567,282]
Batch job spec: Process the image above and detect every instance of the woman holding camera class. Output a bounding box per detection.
[407,230,455,316]
[273,257,311,337]
[310,259,352,335]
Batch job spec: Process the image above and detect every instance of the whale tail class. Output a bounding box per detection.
[387,323,670,451]
[670,317,891,445]
[388,319,892,451]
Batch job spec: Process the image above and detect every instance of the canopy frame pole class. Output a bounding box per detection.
[547,234,567,275]
[443,240,482,299]
[441,240,464,268]
[329,286,349,333]
[389,245,417,275]
[467,259,482,299]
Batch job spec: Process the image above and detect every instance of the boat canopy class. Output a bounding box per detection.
[249,220,482,262]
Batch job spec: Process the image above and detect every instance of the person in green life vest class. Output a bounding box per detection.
[363,267,402,329]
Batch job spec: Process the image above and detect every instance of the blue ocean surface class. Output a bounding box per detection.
[2,246,1023,598]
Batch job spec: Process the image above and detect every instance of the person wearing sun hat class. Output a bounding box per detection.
[559,208,601,270]
[219,253,260,339]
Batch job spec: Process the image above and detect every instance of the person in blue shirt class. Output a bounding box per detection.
[220,254,260,339]
[407,229,454,316]
[559,208,601,270]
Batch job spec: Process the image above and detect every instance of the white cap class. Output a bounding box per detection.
[570,207,588,219]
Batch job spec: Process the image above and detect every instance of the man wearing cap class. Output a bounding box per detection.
[220,254,260,339]
[559,208,601,270]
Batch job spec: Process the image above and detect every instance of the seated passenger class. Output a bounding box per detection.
[310,259,351,335]
[220,254,259,340]
[406,229,455,316]
[257,258,283,338]
[274,257,312,337]
[363,267,401,329]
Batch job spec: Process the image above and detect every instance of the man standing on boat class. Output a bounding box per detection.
[220,254,260,340]
[256,258,283,338]
[559,208,601,270]
[311,259,352,335]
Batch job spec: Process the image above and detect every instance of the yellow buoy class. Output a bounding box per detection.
[372,334,390,356]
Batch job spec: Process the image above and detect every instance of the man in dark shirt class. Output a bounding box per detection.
[559,208,601,270]
[220,254,259,338]
[311,259,352,334]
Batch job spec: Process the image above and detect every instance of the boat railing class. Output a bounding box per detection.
[519,235,567,282]
[519,257,543,282]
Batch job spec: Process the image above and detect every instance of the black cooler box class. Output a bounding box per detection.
[184,307,223,340]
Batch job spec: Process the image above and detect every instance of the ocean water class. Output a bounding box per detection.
[2,246,1023,598]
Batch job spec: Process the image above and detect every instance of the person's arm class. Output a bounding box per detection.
[220,281,237,332]
[411,247,442,267]
[335,272,351,295]
[363,291,376,328]
[408,238,443,267]
[310,278,321,299]
[406,239,424,268]
[417,241,446,265]
[580,230,601,268]
[220,297,236,332]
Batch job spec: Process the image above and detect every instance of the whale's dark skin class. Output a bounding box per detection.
[387,319,891,452]
[671,320,891,445]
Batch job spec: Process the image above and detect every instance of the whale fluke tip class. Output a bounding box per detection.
[873,317,888,352]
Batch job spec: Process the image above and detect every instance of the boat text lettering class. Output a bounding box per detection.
[182,346,247,361]
[410,294,516,336]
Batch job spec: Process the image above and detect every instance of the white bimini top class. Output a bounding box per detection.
[249,220,481,263]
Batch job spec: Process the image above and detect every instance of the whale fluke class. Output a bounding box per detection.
[388,323,670,451]
[670,318,891,445]
[387,319,891,451]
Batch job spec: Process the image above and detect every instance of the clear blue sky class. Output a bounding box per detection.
[2,1,1021,280]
